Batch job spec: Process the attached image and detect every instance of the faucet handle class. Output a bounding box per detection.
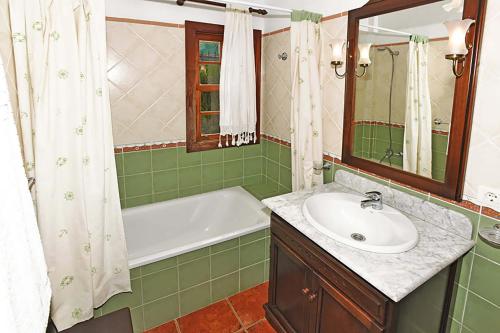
[365,191,382,200]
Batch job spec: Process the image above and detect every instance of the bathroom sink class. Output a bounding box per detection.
[302,193,418,253]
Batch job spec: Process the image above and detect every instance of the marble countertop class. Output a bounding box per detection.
[262,173,474,302]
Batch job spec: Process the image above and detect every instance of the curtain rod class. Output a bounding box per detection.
[360,23,412,37]
[175,0,292,15]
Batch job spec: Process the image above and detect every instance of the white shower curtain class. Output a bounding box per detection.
[403,36,432,178]
[219,7,257,146]
[290,10,324,191]
[9,0,130,330]
[0,52,51,333]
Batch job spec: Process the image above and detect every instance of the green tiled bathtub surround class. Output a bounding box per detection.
[352,123,449,182]
[262,139,293,196]
[116,138,291,208]
[96,229,270,332]
[330,166,500,333]
[116,144,268,208]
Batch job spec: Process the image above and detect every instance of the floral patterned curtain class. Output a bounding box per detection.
[8,0,130,330]
[290,10,324,191]
[403,35,432,177]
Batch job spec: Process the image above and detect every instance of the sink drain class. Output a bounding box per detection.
[351,233,366,242]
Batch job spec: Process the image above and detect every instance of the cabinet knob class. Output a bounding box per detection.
[301,288,310,295]
[308,292,318,302]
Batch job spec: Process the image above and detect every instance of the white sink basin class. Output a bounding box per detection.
[302,193,418,253]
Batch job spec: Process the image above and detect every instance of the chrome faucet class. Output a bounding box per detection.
[360,191,383,210]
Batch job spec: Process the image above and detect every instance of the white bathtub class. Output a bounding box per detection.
[123,186,270,268]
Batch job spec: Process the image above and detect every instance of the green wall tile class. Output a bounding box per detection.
[178,247,209,264]
[124,151,151,175]
[240,229,266,244]
[264,259,270,280]
[115,154,124,177]
[178,166,201,189]
[224,160,244,180]
[180,282,211,316]
[267,142,280,162]
[141,256,177,275]
[130,307,144,333]
[266,160,279,182]
[244,175,262,186]
[244,157,262,176]
[279,166,292,190]
[178,148,201,167]
[142,267,179,303]
[211,272,239,301]
[202,149,223,164]
[475,216,500,264]
[240,239,265,268]
[153,170,178,193]
[179,257,210,290]
[102,278,142,314]
[125,173,153,197]
[450,284,467,321]
[279,145,291,168]
[202,182,223,192]
[463,292,500,332]
[126,195,153,208]
[265,237,270,259]
[240,262,265,291]
[154,191,178,202]
[152,149,177,171]
[143,294,179,330]
[210,238,239,254]
[130,267,141,279]
[179,186,202,197]
[223,147,244,161]
[244,144,261,158]
[469,255,500,306]
[202,163,223,184]
[456,252,473,287]
[211,248,239,278]
[224,178,243,188]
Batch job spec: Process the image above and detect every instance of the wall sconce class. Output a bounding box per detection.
[330,40,371,79]
[444,18,475,78]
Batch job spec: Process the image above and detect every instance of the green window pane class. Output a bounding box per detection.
[201,114,220,135]
[199,41,221,62]
[201,91,220,112]
[200,64,220,85]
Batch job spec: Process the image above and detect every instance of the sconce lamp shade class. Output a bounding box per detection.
[358,43,372,66]
[444,19,475,55]
[331,39,346,62]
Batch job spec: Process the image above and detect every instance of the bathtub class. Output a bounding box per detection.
[123,186,270,268]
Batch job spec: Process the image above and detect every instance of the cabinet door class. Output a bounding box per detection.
[269,236,313,333]
[311,273,384,333]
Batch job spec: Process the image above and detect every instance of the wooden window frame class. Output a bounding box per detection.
[185,20,262,152]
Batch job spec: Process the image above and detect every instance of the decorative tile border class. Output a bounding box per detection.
[106,16,185,28]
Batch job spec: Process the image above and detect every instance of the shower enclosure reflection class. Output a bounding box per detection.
[352,1,463,182]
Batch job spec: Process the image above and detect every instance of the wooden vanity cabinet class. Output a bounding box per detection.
[265,213,455,333]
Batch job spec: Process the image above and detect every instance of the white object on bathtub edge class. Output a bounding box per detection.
[123,186,270,269]
[0,56,51,333]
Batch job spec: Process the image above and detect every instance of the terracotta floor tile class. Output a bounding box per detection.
[177,300,241,333]
[144,320,178,333]
[228,282,269,327]
[247,320,277,333]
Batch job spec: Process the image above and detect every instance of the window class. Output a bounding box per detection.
[185,21,262,152]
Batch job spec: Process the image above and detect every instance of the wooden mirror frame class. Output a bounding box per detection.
[342,0,487,201]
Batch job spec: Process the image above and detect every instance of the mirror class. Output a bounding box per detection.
[353,2,463,182]
[342,0,487,200]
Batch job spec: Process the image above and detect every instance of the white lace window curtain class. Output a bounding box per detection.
[8,0,130,330]
[403,35,432,178]
[290,10,324,191]
[219,7,257,147]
